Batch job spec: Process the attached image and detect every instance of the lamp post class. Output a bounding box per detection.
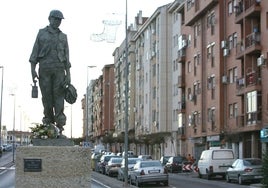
[86,65,96,142]
[123,0,129,186]
[10,92,16,163]
[0,66,3,147]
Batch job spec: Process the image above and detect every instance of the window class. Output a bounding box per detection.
[211,76,216,99]
[247,91,257,113]
[229,104,233,118]
[208,107,216,122]
[173,34,178,47]
[228,1,233,15]
[153,87,156,99]
[187,61,192,73]
[187,88,191,100]
[211,44,215,67]
[173,12,178,23]
[229,69,233,84]
[234,103,238,117]
[194,56,198,76]
[228,35,233,50]
[233,67,238,82]
[233,32,238,48]
[228,67,238,83]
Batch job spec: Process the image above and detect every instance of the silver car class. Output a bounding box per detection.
[117,157,141,181]
[226,158,263,185]
[129,160,169,187]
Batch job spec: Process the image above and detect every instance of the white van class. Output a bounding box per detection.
[197,149,235,179]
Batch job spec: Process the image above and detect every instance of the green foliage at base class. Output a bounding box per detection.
[30,123,59,139]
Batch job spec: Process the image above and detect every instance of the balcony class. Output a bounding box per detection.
[185,0,218,26]
[236,71,261,96]
[178,127,186,140]
[236,111,262,128]
[235,0,261,24]
[236,32,261,59]
[177,48,186,63]
[177,101,186,113]
[178,75,185,88]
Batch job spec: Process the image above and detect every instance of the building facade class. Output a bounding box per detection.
[85,0,268,160]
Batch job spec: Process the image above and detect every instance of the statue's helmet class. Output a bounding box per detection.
[49,10,64,19]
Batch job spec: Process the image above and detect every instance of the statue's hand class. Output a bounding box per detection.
[31,70,39,83]
[63,74,71,87]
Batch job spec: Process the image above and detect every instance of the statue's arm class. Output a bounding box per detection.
[31,63,38,83]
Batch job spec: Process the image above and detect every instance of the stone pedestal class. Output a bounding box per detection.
[15,146,91,188]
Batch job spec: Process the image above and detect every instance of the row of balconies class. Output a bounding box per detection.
[235,0,261,24]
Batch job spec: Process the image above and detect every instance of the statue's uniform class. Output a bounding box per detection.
[29,26,71,129]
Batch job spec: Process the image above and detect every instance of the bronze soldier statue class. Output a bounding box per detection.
[29,10,73,136]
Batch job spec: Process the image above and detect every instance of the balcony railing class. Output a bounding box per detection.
[245,32,260,48]
[236,32,261,59]
[236,111,261,127]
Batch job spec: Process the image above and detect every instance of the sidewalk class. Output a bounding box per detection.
[92,171,136,188]
[180,171,265,188]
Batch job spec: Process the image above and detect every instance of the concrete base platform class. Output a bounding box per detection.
[15,146,91,188]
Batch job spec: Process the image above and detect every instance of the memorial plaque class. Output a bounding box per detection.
[24,158,42,172]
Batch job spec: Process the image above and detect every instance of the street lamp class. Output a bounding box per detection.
[123,0,129,186]
[0,66,3,147]
[86,65,96,142]
[10,92,16,163]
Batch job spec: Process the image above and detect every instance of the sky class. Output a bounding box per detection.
[0,0,172,138]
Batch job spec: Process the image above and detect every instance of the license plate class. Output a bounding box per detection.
[254,176,263,179]
[149,170,159,173]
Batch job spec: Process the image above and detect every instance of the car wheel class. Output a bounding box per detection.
[129,178,133,185]
[135,179,140,187]
[238,175,243,185]
[164,180,169,186]
[226,174,231,183]
[198,170,202,178]
[206,169,211,180]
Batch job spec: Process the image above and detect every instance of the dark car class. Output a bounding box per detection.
[226,158,263,185]
[98,155,120,174]
[105,157,123,176]
[165,156,187,173]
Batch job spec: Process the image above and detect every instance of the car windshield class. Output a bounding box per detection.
[104,155,118,162]
[141,161,161,168]
[173,156,184,162]
[129,159,140,164]
[243,159,262,166]
[111,158,122,163]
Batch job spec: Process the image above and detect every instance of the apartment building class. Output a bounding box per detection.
[112,11,147,153]
[92,76,103,143]
[102,64,115,150]
[178,0,268,159]
[132,3,174,158]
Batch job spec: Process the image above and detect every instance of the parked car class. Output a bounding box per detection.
[97,155,120,174]
[198,149,235,179]
[90,152,101,171]
[226,158,263,185]
[160,156,172,166]
[105,157,123,176]
[129,160,169,187]
[138,155,152,160]
[2,144,12,152]
[164,155,187,173]
[118,157,141,181]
